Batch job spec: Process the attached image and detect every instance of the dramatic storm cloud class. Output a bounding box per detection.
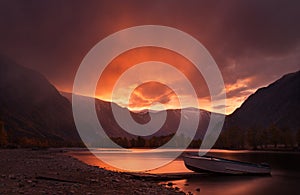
[0,0,299,114]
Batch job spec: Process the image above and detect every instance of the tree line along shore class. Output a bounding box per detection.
[1,120,300,151]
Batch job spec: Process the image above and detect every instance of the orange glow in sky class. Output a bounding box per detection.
[95,46,217,113]
[88,46,261,115]
[59,45,264,115]
[128,81,180,111]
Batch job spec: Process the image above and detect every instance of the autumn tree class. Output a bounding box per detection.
[189,138,202,148]
[268,124,280,148]
[259,128,270,149]
[111,137,130,148]
[148,136,160,148]
[281,127,294,148]
[136,136,146,147]
[227,126,245,149]
[246,127,258,149]
[130,138,136,148]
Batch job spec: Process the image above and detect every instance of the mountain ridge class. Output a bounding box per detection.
[1,54,299,148]
[226,70,300,132]
[0,55,82,146]
[61,91,214,142]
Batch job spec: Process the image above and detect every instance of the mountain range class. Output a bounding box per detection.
[61,92,212,142]
[0,55,299,147]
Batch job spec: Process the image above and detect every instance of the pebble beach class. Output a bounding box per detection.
[0,149,184,195]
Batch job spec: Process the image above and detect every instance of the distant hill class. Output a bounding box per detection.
[226,70,300,131]
[0,56,81,146]
[61,92,214,143]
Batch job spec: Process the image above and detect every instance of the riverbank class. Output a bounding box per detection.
[0,149,184,194]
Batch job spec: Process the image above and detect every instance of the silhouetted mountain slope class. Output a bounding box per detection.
[226,70,300,131]
[0,56,81,146]
[62,92,213,142]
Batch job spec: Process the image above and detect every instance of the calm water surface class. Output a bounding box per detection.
[70,149,300,195]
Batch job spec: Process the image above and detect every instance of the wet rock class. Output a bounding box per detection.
[112,178,120,182]
[0,149,183,195]
[167,182,173,187]
[89,178,99,183]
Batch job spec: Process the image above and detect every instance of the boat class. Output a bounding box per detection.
[183,154,271,175]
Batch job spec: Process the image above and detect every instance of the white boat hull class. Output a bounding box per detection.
[183,155,271,175]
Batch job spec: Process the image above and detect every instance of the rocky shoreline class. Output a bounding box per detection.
[0,149,184,194]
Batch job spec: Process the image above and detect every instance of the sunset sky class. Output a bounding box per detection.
[0,0,299,114]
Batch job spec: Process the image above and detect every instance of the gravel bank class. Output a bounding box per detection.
[0,149,184,194]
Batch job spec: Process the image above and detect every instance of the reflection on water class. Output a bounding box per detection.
[70,149,300,194]
[70,148,192,172]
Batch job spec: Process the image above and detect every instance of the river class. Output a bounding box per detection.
[69,149,300,194]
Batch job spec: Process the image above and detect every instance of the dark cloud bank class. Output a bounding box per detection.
[0,0,299,110]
